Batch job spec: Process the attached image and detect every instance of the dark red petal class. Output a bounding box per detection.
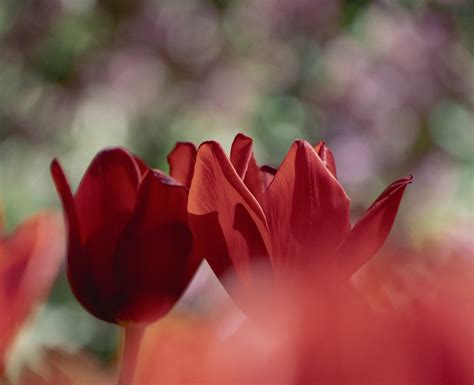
[337,176,413,279]
[262,141,350,275]
[315,141,337,179]
[113,171,199,324]
[75,148,140,245]
[51,159,113,321]
[51,159,81,250]
[188,141,271,289]
[260,165,277,189]
[230,133,266,199]
[59,149,140,323]
[0,213,63,369]
[167,142,197,188]
[133,155,150,178]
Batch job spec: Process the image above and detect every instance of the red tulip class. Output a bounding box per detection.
[50,146,200,325]
[0,211,63,375]
[188,133,412,299]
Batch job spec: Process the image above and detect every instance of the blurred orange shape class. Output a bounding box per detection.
[0,211,64,375]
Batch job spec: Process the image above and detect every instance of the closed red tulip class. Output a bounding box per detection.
[0,211,63,375]
[50,146,200,325]
[188,134,412,300]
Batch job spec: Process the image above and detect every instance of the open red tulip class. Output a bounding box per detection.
[50,147,200,325]
[0,211,63,375]
[188,133,412,299]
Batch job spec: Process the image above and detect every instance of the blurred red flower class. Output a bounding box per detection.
[50,145,200,325]
[0,210,63,375]
[188,133,412,304]
[133,248,473,385]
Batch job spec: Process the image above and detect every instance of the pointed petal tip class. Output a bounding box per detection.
[294,139,306,146]
[314,140,326,150]
[337,174,412,279]
[234,132,252,143]
[230,133,258,180]
[387,174,413,194]
[50,157,61,174]
[50,158,68,190]
[292,139,314,153]
[398,175,414,184]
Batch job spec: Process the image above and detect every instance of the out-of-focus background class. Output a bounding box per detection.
[0,0,472,378]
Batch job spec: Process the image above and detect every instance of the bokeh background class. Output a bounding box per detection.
[0,0,473,379]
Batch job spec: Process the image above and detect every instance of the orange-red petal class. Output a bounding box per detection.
[0,213,63,372]
[230,134,266,199]
[188,141,271,289]
[167,142,197,188]
[262,141,350,276]
[315,141,337,179]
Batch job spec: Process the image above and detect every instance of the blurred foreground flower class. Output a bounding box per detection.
[0,210,63,377]
[133,245,473,385]
[189,134,411,309]
[50,146,200,384]
[11,247,472,385]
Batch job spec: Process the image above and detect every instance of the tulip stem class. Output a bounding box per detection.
[118,325,145,385]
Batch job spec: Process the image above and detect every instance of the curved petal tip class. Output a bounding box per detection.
[338,176,412,279]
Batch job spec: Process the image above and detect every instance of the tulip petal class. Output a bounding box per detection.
[75,148,140,245]
[167,142,197,188]
[53,149,140,322]
[315,141,337,179]
[51,160,81,250]
[188,141,271,288]
[262,141,350,275]
[0,213,63,371]
[230,133,253,179]
[114,171,198,323]
[230,133,266,199]
[337,176,413,279]
[51,159,123,322]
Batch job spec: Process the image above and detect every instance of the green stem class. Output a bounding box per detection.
[118,326,145,385]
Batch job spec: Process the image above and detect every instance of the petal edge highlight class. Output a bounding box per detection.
[188,141,270,287]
